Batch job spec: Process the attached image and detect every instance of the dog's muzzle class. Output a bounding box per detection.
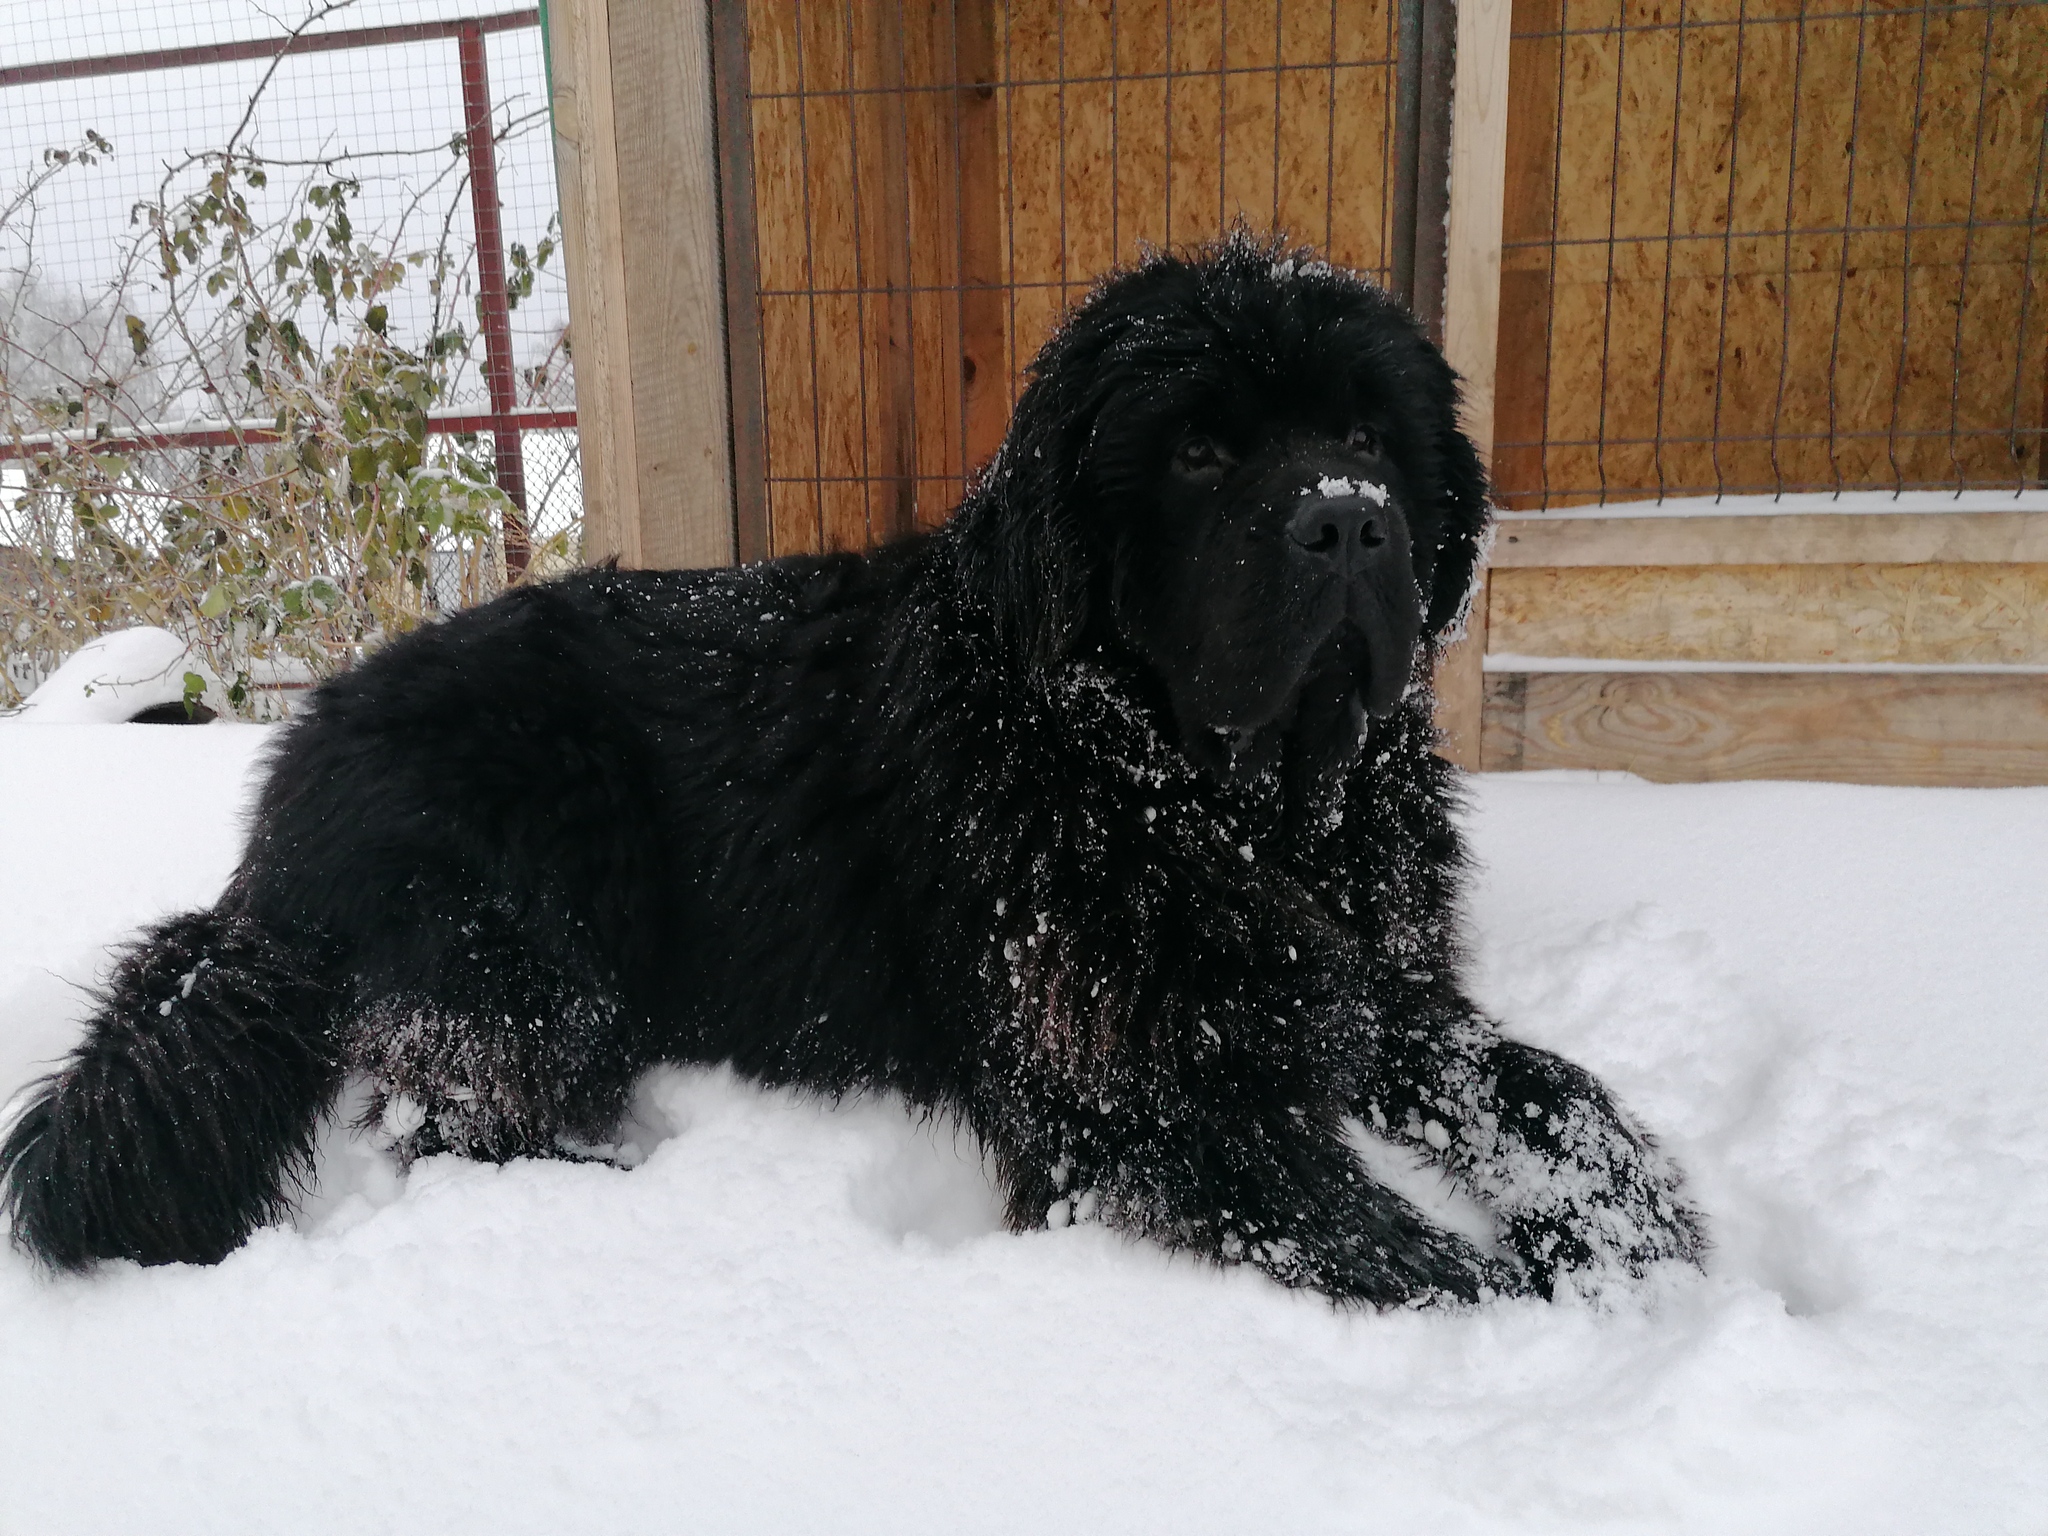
[1286,492,1403,579]
[1287,492,1423,717]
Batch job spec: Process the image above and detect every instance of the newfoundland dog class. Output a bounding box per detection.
[2,236,1702,1303]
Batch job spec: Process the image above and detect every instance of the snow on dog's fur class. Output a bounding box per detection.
[1,235,1701,1301]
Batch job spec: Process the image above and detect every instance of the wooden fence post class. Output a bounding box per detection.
[549,0,734,569]
[1433,0,1514,769]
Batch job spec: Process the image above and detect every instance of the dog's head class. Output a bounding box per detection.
[960,235,1489,780]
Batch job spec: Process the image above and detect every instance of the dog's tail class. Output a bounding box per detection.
[0,907,338,1269]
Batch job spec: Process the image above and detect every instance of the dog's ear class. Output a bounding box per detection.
[954,327,1106,679]
[1425,398,1492,640]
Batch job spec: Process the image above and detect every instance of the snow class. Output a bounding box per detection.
[2,727,2046,1532]
[1314,474,1390,506]
[8,626,224,722]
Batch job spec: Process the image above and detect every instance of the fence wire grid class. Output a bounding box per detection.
[717,0,2047,535]
[1493,0,2048,509]
[717,0,1448,559]
[0,0,580,631]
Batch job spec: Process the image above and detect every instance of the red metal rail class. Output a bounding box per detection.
[0,11,541,89]
[2,9,563,573]
[457,20,530,575]
[0,410,577,460]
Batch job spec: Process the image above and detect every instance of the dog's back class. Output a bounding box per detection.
[1,550,945,1268]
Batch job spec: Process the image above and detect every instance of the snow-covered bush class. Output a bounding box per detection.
[1,88,566,712]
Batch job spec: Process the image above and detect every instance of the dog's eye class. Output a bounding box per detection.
[1346,424,1381,455]
[1175,436,1221,473]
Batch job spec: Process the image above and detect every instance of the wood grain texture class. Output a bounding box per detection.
[1489,510,2048,568]
[610,0,734,568]
[1491,1,2048,509]
[1490,0,1559,507]
[1491,562,2048,666]
[740,0,1411,551]
[713,0,770,563]
[1432,0,1513,770]
[548,0,641,564]
[1481,669,2048,786]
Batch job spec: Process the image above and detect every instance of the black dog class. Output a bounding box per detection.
[2,237,1702,1302]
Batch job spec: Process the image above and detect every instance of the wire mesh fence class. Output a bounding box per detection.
[9,0,2044,713]
[1492,0,2048,510]
[720,0,1430,558]
[0,1,579,706]
[719,0,2047,532]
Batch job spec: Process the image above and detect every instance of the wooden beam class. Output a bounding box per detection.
[551,0,733,570]
[954,0,1008,479]
[1482,669,2048,786]
[1489,562,2048,666]
[1393,0,1456,342]
[548,0,639,563]
[1431,0,1514,769]
[1489,510,2048,568]
[710,0,769,564]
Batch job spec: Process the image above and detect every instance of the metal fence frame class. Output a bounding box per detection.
[0,7,568,574]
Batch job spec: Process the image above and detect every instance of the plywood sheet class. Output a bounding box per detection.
[1491,562,2048,666]
[742,0,1410,550]
[1492,0,2048,509]
[1481,669,2048,786]
[1489,510,2048,567]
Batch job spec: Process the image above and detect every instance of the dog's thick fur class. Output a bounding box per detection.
[2,239,1702,1301]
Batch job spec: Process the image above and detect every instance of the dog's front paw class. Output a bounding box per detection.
[1492,1131,1704,1297]
[1234,1178,1541,1310]
[1477,1045,1706,1295]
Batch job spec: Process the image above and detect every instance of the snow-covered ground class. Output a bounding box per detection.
[1,723,2043,1533]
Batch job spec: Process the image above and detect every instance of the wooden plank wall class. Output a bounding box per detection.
[1481,511,2048,785]
[1480,0,2048,787]
[737,0,1407,557]
[1493,0,2048,509]
[1483,670,2048,786]
[717,0,2048,785]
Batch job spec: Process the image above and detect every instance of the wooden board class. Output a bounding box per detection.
[552,0,734,570]
[1489,510,2048,567]
[712,0,770,563]
[1431,0,1514,769]
[1491,563,2048,666]
[606,0,734,568]
[1480,669,2048,786]
[549,0,641,563]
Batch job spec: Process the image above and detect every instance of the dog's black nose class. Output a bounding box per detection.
[1288,495,1395,575]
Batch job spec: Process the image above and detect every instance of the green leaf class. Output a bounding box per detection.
[197,585,229,619]
[123,314,149,357]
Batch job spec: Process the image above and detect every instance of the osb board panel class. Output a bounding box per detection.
[1481,670,2048,786]
[1491,563,2048,665]
[1488,509,2048,566]
[746,1,994,551]
[744,0,1405,554]
[1494,0,2048,508]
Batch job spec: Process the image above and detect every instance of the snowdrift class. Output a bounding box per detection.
[1,723,2042,1532]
